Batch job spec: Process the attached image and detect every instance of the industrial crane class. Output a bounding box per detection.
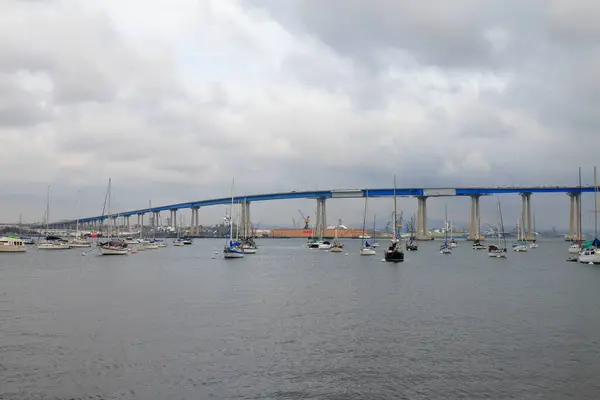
[298,210,310,229]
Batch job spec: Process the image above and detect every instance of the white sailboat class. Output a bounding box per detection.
[69,190,91,248]
[578,166,600,264]
[173,211,184,246]
[513,217,528,252]
[360,190,376,255]
[330,225,344,252]
[98,179,128,255]
[440,205,452,254]
[224,180,244,259]
[449,221,458,248]
[38,185,70,250]
[488,199,507,258]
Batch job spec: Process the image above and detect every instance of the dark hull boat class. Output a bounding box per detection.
[385,243,404,262]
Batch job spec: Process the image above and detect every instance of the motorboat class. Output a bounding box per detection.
[38,236,70,250]
[0,236,26,252]
[318,240,332,250]
[579,247,600,264]
[68,237,92,248]
[529,242,539,249]
[20,236,35,245]
[173,238,185,246]
[123,237,140,245]
[449,238,458,248]
[568,243,581,254]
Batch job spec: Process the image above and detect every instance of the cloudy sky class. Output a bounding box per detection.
[1,0,598,230]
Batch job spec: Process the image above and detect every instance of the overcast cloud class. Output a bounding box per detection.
[0,0,597,230]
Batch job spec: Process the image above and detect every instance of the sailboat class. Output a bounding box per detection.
[360,190,376,255]
[578,166,600,264]
[330,224,344,252]
[370,214,379,248]
[224,180,244,259]
[173,211,184,246]
[69,190,91,248]
[141,200,159,249]
[98,179,128,255]
[37,185,70,250]
[440,205,452,254]
[449,221,458,248]
[384,176,405,262]
[569,167,584,255]
[405,215,418,251]
[488,199,507,258]
[513,217,528,252]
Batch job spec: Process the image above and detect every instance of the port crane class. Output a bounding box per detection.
[298,210,310,229]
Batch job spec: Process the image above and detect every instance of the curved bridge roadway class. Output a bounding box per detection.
[49,185,591,241]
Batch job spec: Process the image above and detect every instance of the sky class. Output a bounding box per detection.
[0,0,598,231]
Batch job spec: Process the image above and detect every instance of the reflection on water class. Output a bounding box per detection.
[1,239,599,399]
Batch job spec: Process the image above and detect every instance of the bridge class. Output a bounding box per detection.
[42,186,592,241]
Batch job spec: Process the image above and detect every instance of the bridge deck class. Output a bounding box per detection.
[47,185,592,225]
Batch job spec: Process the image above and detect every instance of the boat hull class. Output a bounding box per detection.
[38,243,70,250]
[242,247,257,254]
[0,246,26,253]
[224,250,244,258]
[440,248,452,254]
[68,242,91,248]
[568,245,580,254]
[360,248,376,255]
[384,250,404,262]
[330,247,343,252]
[578,250,600,264]
[513,245,528,252]
[99,247,128,255]
[488,250,507,258]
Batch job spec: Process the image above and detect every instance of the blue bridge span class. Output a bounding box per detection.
[48,185,589,241]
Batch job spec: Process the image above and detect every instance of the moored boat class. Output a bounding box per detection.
[0,236,26,252]
[384,176,405,263]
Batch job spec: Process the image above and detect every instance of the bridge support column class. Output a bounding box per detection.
[416,196,430,240]
[567,193,580,241]
[136,214,140,229]
[468,195,481,241]
[520,193,535,241]
[171,209,177,230]
[240,201,251,238]
[575,193,582,241]
[315,198,327,238]
[190,207,198,236]
[126,216,130,231]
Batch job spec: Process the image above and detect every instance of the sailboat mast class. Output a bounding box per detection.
[578,167,583,242]
[362,189,368,247]
[373,214,377,244]
[229,179,235,241]
[107,178,112,240]
[76,190,80,237]
[498,199,506,248]
[591,166,598,238]
[444,204,448,243]
[393,175,397,242]
[46,184,50,233]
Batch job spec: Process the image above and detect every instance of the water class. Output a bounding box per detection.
[1,239,599,399]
